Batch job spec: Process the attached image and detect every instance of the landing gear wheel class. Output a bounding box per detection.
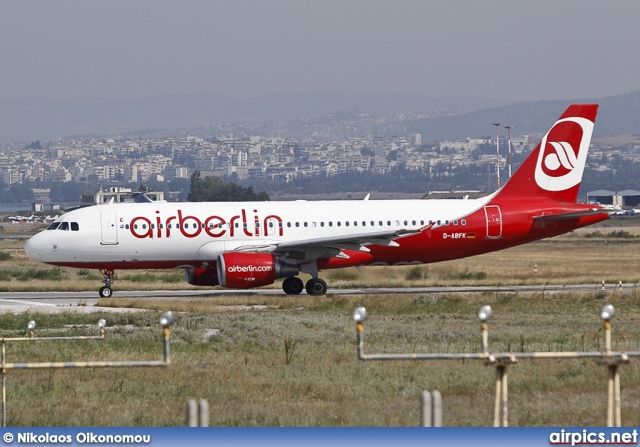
[305,278,328,296]
[99,268,115,298]
[282,276,304,295]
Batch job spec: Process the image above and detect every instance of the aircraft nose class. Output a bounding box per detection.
[24,234,43,261]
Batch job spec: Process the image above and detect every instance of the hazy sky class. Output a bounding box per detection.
[2,0,639,101]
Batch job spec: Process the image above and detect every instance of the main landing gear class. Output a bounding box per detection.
[282,276,328,296]
[99,269,114,298]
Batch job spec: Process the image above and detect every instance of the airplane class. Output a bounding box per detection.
[7,214,41,224]
[25,104,610,298]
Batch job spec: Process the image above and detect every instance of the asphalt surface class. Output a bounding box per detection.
[0,283,626,314]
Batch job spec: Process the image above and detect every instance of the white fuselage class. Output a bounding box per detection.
[25,197,491,268]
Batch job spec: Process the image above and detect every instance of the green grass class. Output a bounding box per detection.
[442,269,487,281]
[3,292,640,427]
[0,267,65,282]
[584,230,639,239]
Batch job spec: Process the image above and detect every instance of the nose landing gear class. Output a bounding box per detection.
[99,269,115,298]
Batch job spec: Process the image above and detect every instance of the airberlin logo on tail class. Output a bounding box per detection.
[535,116,594,192]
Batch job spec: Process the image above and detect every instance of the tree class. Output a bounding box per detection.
[187,171,270,202]
[5,183,35,203]
[49,182,85,202]
[26,140,41,150]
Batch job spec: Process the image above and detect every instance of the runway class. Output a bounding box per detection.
[0,282,626,314]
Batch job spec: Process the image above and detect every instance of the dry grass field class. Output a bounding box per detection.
[0,218,639,427]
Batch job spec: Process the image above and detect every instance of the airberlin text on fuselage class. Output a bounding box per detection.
[129,209,283,239]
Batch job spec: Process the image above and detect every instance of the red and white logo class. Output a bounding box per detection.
[535,116,594,191]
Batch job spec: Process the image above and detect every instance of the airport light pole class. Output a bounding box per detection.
[353,304,638,427]
[492,123,501,189]
[504,125,512,179]
[1,312,175,426]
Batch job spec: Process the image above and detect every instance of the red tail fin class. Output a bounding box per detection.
[496,104,598,203]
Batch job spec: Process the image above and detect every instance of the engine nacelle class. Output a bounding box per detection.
[184,267,220,286]
[217,252,299,289]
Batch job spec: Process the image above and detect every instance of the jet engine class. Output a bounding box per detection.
[217,252,299,289]
[184,267,220,286]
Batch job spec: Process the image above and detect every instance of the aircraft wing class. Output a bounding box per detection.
[233,229,419,261]
[532,208,613,222]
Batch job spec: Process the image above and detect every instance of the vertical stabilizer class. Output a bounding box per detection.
[496,104,598,203]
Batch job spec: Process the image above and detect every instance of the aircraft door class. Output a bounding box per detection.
[265,217,280,236]
[100,211,118,245]
[484,205,502,239]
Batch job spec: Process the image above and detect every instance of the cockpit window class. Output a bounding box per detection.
[47,222,60,230]
[71,222,79,231]
[58,222,69,231]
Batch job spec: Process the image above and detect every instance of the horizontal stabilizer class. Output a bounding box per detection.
[532,209,612,222]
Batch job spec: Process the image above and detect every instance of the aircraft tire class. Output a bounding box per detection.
[99,286,113,298]
[305,278,328,296]
[282,276,304,295]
